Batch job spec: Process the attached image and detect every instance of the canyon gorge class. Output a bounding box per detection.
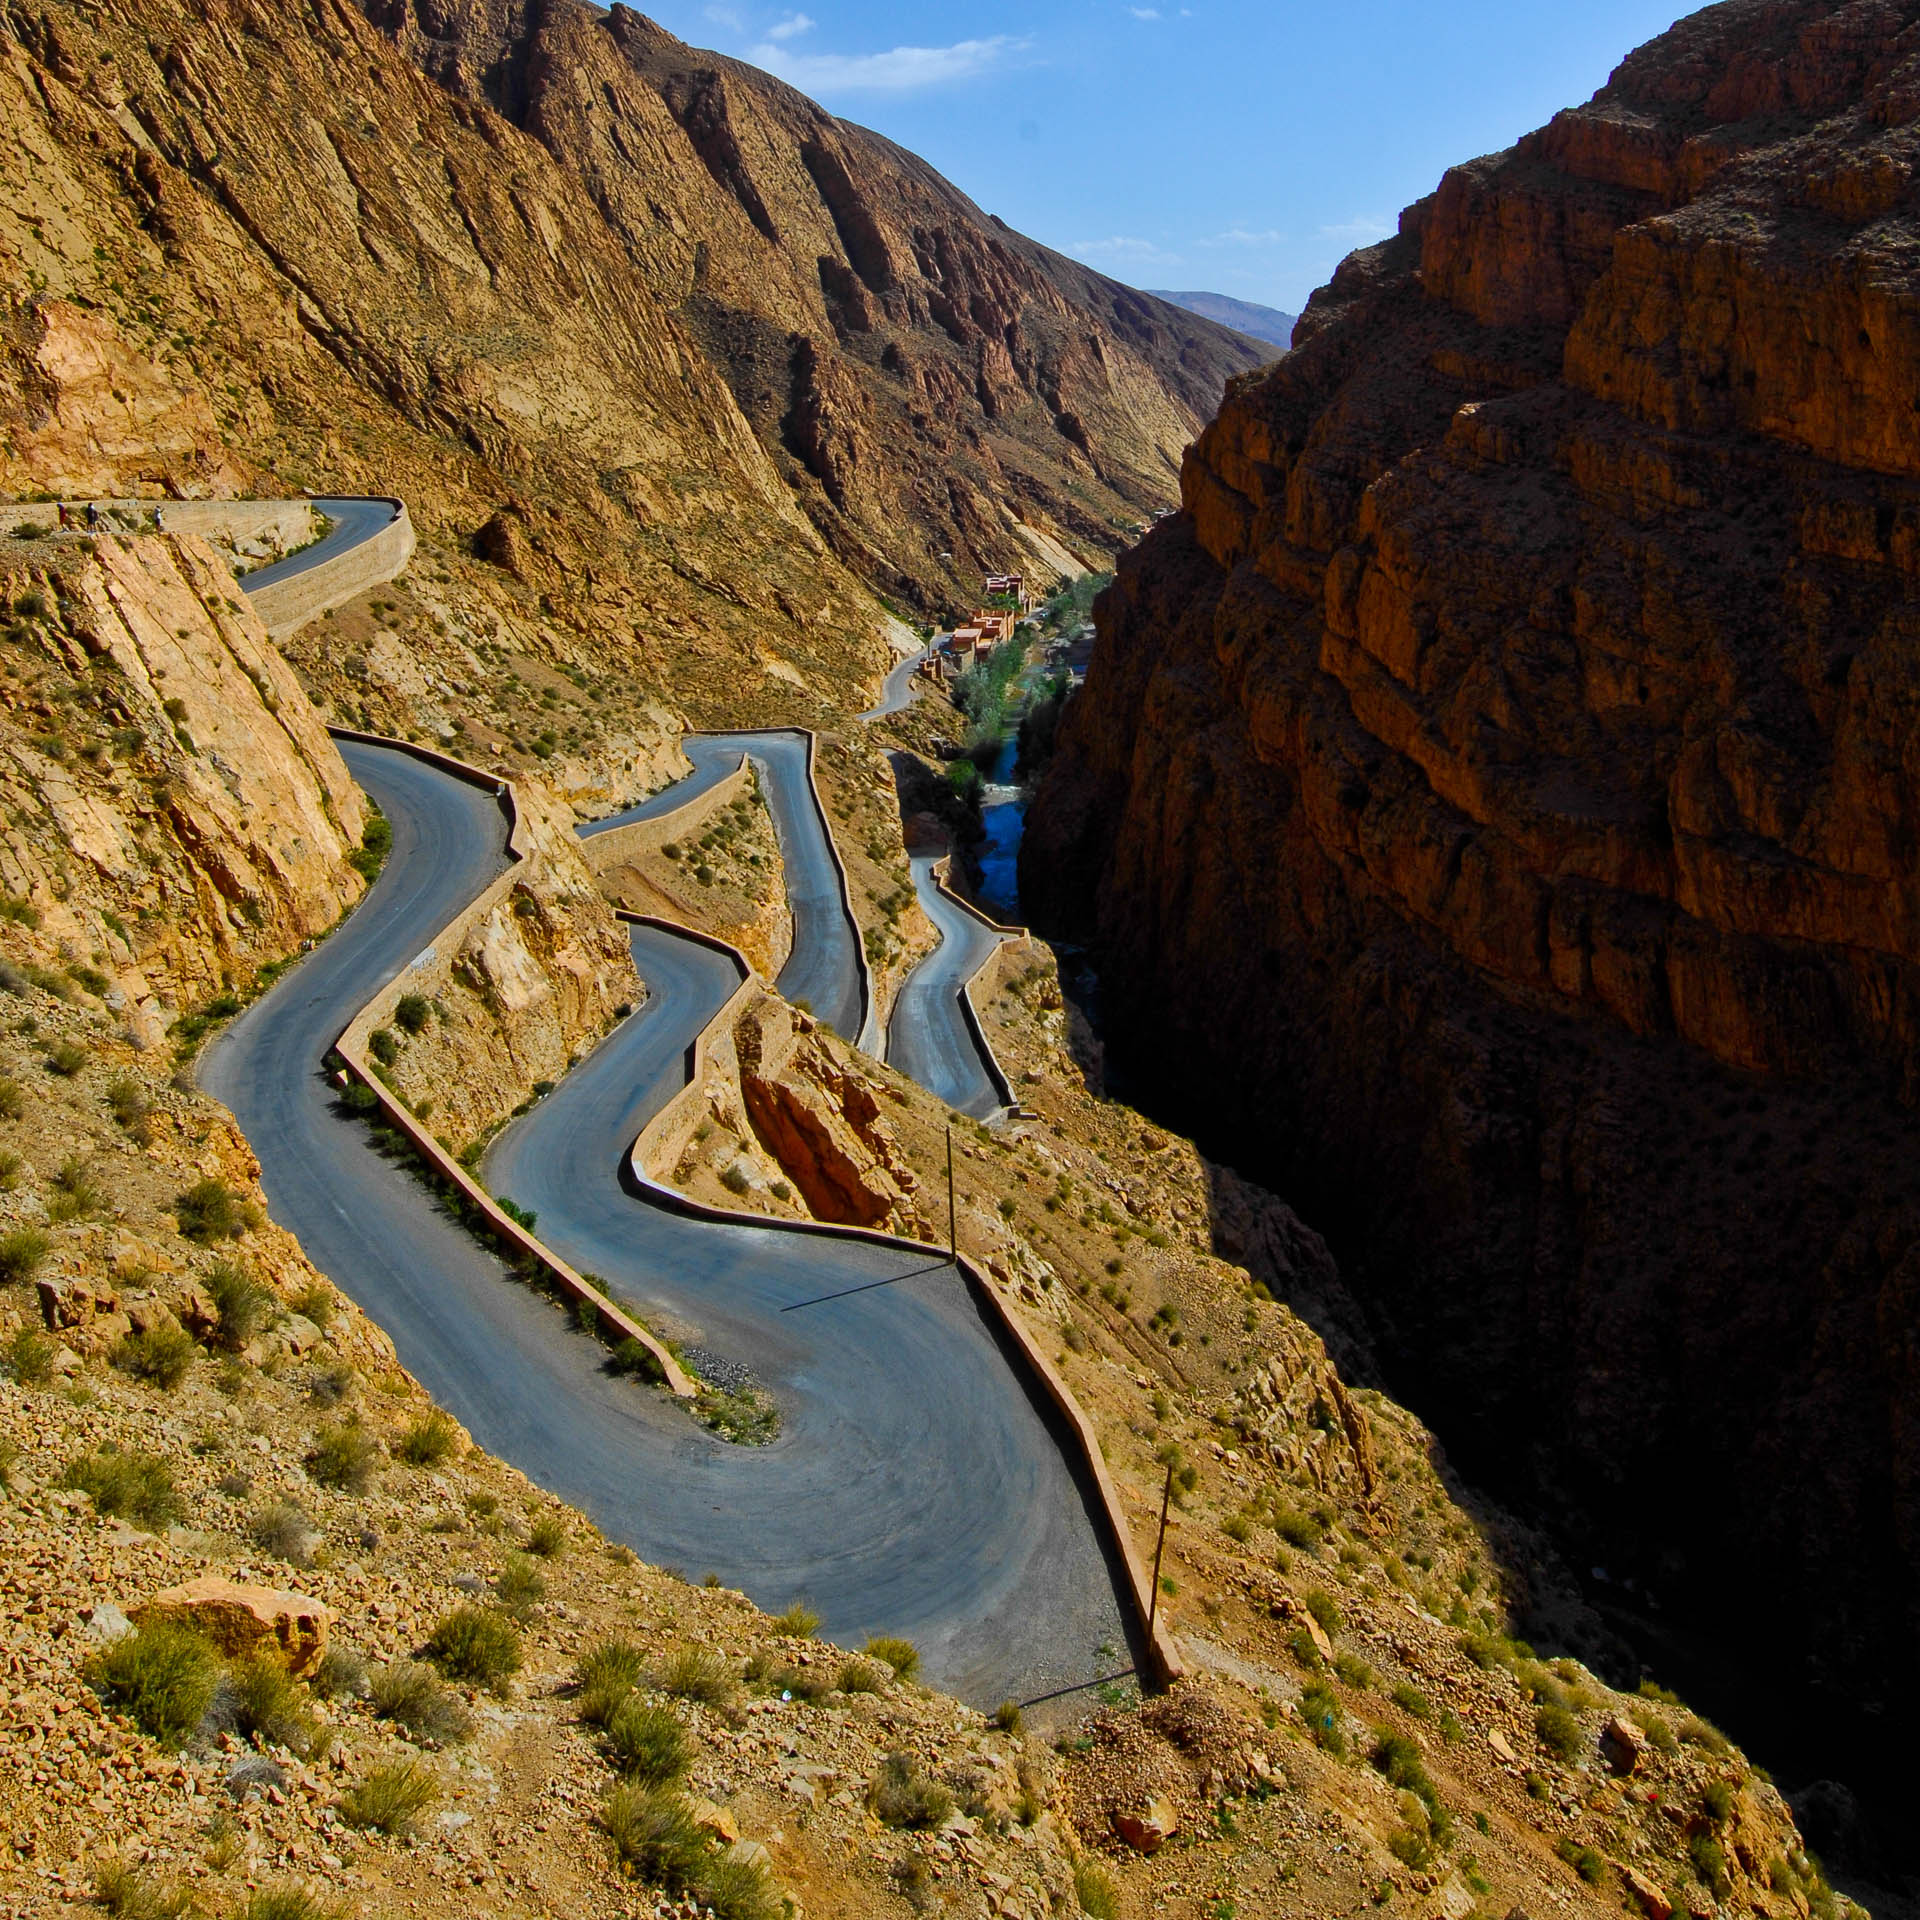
[1026,0,1920,1828]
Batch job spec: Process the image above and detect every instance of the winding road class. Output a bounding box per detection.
[582,733,867,1048]
[886,856,1008,1119]
[237,497,400,595]
[858,645,929,721]
[204,741,1134,1705]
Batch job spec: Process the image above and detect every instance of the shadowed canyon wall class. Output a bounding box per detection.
[1025,0,1920,1749]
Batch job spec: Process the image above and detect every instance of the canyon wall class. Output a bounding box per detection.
[1025,0,1920,1734]
[0,532,366,1036]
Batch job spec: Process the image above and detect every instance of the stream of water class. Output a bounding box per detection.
[975,729,1024,923]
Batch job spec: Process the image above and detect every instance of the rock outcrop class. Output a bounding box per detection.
[0,532,366,1035]
[1025,0,1920,1745]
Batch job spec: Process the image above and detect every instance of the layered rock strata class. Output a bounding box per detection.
[1025,0,1920,1742]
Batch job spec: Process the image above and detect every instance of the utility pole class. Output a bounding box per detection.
[1147,1460,1175,1638]
[946,1123,957,1262]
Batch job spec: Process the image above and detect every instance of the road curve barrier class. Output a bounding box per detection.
[926,855,1026,1113]
[243,498,415,639]
[324,727,695,1399]
[617,910,1184,1688]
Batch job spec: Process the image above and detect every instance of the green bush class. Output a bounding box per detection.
[91,1858,196,1919]
[369,1659,473,1743]
[687,1849,783,1920]
[1303,1588,1342,1637]
[660,1646,736,1705]
[112,1323,196,1390]
[611,1337,665,1383]
[1390,1681,1432,1720]
[606,1696,693,1785]
[47,1154,103,1222]
[574,1638,645,1727]
[206,1260,274,1351]
[837,1658,886,1694]
[1680,1714,1732,1756]
[1073,1859,1120,1920]
[1558,1839,1608,1886]
[771,1600,819,1638]
[0,1078,19,1119]
[1702,1779,1734,1823]
[396,1409,459,1467]
[62,1449,178,1529]
[1334,1652,1373,1690]
[243,1888,348,1920]
[394,994,432,1034]
[46,1038,87,1076]
[525,1512,568,1557]
[1536,1701,1584,1762]
[348,811,392,883]
[602,1785,705,1884]
[106,1076,150,1138]
[89,1622,219,1744]
[251,1501,318,1567]
[306,1421,378,1491]
[862,1635,921,1683]
[1300,1679,1345,1755]
[993,1699,1023,1734]
[225,1651,318,1756]
[175,1177,255,1244]
[0,1226,49,1285]
[340,1759,439,1836]
[1690,1834,1731,1895]
[424,1605,521,1694]
[869,1751,953,1829]
[314,1645,368,1702]
[5,1325,53,1383]
[367,1028,399,1067]
[494,1551,546,1619]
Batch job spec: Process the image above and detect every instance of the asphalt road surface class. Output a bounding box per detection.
[887,855,1007,1118]
[205,741,1134,1706]
[236,498,399,594]
[582,732,866,1047]
[858,647,929,720]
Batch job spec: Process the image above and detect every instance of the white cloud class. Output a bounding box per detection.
[749,34,1026,91]
[1071,235,1183,265]
[1127,6,1161,17]
[1319,215,1394,243]
[1198,227,1286,248]
[764,10,815,40]
[703,3,743,27]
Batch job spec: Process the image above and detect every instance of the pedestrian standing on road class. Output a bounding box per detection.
[56,503,70,530]
[86,502,100,531]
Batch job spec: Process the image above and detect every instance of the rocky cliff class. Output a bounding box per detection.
[0,0,1260,733]
[1024,0,1920,1783]
[0,530,366,1038]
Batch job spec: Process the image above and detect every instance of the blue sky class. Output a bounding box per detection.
[637,1,1691,316]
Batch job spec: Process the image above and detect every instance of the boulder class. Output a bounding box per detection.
[131,1575,329,1677]
[1622,1864,1673,1920]
[689,1798,739,1844]
[1113,1795,1179,1852]
[1487,1727,1516,1764]
[1601,1717,1643,1776]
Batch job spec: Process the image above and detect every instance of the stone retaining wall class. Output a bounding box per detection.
[247,500,414,639]
[325,728,693,1399]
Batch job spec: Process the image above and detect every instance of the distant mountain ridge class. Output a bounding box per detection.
[1145,290,1297,353]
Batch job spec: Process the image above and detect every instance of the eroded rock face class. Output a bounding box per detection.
[0,537,365,1027]
[1024,0,1920,1722]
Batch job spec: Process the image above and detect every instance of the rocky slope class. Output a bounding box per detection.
[0,0,1259,738]
[0,530,367,1039]
[1023,0,1920,1821]
[360,0,1265,611]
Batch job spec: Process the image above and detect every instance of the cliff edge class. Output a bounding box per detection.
[1025,0,1920,1814]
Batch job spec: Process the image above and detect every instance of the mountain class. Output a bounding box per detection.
[1027,0,1920,1811]
[1146,289,1297,353]
[0,0,1265,730]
